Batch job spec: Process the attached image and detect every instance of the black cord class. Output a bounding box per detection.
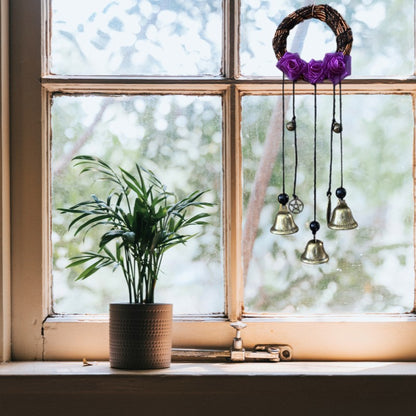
[339,81,344,188]
[327,83,336,197]
[313,83,317,223]
[292,81,298,198]
[281,73,286,194]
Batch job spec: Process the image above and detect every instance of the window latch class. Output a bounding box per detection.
[172,322,293,362]
[229,321,292,362]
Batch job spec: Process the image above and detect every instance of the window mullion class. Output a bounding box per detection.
[223,0,240,79]
[223,85,243,321]
[222,0,243,320]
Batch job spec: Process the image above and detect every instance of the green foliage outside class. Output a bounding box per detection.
[52,96,223,314]
[242,94,413,313]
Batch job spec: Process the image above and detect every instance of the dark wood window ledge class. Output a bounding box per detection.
[1,361,416,415]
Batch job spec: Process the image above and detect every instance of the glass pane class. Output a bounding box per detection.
[52,95,223,314]
[241,0,413,77]
[50,0,222,75]
[242,94,414,313]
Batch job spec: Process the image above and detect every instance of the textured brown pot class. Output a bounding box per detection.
[109,303,172,370]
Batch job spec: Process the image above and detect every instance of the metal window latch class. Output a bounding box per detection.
[229,321,293,362]
[171,322,293,363]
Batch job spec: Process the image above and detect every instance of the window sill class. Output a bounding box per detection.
[40,314,416,361]
[2,360,416,376]
[1,361,416,415]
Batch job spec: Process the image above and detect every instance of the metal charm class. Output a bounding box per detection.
[286,119,296,131]
[332,121,343,133]
[288,196,304,214]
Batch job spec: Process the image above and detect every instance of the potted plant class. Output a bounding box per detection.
[60,155,213,369]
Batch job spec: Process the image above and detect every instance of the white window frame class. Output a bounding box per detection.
[6,0,416,361]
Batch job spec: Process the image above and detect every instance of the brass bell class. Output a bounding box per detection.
[270,204,299,235]
[301,239,329,264]
[328,199,358,230]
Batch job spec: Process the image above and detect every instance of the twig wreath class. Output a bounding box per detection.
[272,4,353,84]
[270,4,357,265]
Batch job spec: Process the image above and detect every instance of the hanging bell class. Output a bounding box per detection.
[328,199,358,230]
[270,204,299,235]
[301,239,329,265]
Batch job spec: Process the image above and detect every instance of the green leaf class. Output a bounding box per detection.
[72,214,114,236]
[75,259,107,280]
[99,230,126,248]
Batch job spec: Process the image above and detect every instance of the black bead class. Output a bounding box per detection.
[278,193,289,205]
[335,187,347,199]
[309,220,320,234]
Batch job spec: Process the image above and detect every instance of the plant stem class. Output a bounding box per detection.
[121,259,132,303]
[126,247,137,303]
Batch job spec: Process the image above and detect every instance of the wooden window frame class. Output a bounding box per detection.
[6,0,416,361]
[0,0,10,363]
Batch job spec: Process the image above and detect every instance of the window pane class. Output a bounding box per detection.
[241,0,414,77]
[52,95,223,314]
[50,0,222,75]
[242,94,414,313]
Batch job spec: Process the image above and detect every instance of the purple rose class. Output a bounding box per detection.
[323,52,351,84]
[303,59,326,84]
[276,52,307,81]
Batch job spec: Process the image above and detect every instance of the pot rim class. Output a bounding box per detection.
[110,302,172,306]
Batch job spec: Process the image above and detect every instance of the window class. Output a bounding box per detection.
[9,0,416,361]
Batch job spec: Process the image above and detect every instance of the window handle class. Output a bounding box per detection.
[172,322,293,362]
[230,321,247,352]
[229,321,292,362]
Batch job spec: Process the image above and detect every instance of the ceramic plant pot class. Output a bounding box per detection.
[109,303,172,369]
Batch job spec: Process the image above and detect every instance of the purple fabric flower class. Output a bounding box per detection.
[303,59,326,84]
[276,52,307,81]
[323,52,351,84]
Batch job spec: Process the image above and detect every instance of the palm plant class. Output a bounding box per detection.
[60,155,213,304]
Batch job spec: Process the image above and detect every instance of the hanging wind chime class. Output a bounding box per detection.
[270,4,357,265]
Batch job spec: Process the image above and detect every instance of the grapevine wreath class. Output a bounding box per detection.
[272,4,353,84]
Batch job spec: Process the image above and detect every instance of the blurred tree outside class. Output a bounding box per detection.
[52,95,223,314]
[51,0,222,75]
[242,94,413,313]
[241,0,414,313]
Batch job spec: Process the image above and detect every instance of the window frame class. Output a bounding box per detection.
[7,0,416,361]
[0,0,10,363]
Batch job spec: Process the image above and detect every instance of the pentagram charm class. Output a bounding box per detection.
[289,197,304,214]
